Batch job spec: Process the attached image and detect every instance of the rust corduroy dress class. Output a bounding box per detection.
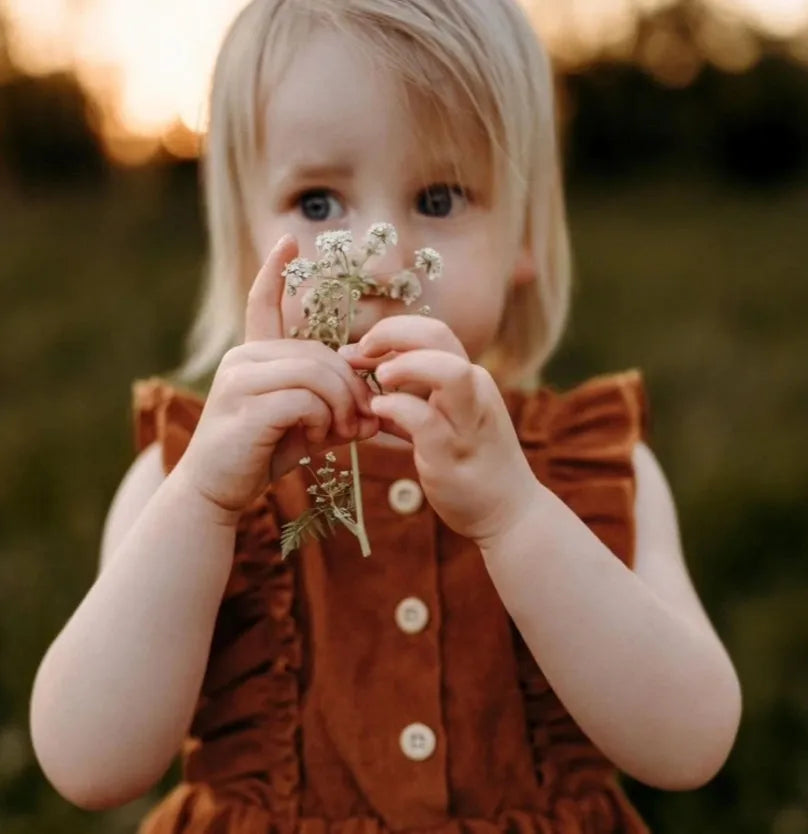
[131,370,651,834]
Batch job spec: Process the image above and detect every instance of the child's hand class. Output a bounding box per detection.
[175,235,378,520]
[339,316,539,543]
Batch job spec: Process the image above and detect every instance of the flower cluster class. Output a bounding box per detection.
[279,223,442,559]
[281,224,442,349]
[414,247,443,280]
[280,453,357,559]
[388,271,422,305]
[304,452,353,507]
[364,222,398,256]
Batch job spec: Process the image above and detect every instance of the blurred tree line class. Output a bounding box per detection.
[1,54,807,190]
[1,3,807,834]
[564,56,808,185]
[0,1,805,190]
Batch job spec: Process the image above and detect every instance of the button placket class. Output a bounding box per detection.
[318,467,448,824]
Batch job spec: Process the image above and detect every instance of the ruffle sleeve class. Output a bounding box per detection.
[510,369,649,569]
[132,377,205,474]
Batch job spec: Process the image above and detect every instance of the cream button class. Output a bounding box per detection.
[395,597,430,634]
[400,723,436,761]
[388,478,423,515]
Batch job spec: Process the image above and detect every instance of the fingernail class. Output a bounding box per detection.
[338,344,358,357]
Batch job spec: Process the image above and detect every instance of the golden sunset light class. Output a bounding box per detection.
[2,0,807,163]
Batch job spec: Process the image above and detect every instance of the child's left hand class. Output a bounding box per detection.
[339,316,541,544]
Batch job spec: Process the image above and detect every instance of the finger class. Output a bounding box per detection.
[311,414,380,446]
[268,401,380,481]
[370,392,442,444]
[253,388,333,444]
[374,351,479,432]
[335,343,397,372]
[237,339,375,416]
[375,415,412,443]
[348,315,469,360]
[230,358,362,439]
[244,233,297,342]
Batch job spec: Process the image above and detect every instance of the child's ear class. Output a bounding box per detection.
[511,242,536,287]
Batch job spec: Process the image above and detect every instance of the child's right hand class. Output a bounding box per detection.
[174,234,379,520]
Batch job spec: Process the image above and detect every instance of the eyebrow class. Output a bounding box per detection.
[272,162,354,191]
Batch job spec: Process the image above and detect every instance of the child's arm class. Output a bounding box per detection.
[29,234,377,811]
[347,317,740,791]
[29,444,239,810]
[478,442,742,790]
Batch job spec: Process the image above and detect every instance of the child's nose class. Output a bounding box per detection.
[368,246,405,279]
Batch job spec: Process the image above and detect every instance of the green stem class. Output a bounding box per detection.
[331,506,358,536]
[350,440,371,557]
[345,280,372,558]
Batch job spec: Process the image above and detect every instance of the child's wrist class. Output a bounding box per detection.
[476,478,547,561]
[169,462,244,530]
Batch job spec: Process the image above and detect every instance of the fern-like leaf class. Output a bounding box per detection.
[281,508,328,558]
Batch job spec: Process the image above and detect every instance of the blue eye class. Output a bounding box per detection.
[416,184,468,218]
[298,189,345,222]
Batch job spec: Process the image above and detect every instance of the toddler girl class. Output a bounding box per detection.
[29,1,741,832]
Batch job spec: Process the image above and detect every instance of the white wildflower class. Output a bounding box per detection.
[282,258,316,293]
[299,456,311,465]
[316,230,353,259]
[325,451,337,463]
[388,270,423,306]
[415,247,442,280]
[363,223,398,257]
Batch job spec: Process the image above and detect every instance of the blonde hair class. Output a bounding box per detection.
[171,0,571,392]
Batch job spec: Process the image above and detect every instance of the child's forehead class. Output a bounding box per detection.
[257,24,494,189]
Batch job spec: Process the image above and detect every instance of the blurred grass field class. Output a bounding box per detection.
[1,166,807,833]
